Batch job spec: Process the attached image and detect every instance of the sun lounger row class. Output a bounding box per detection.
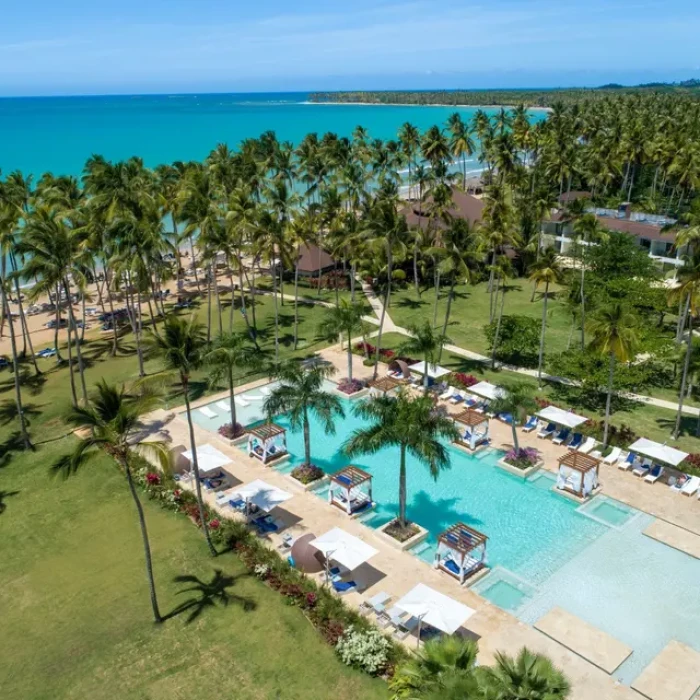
[197,388,272,418]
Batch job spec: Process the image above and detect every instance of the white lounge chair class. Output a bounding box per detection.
[522,415,539,433]
[617,452,636,470]
[234,396,250,408]
[603,447,622,464]
[247,394,263,401]
[680,475,700,496]
[439,386,456,401]
[260,386,271,397]
[359,591,391,616]
[578,437,597,454]
[537,422,557,439]
[199,406,217,419]
[215,401,231,413]
[644,465,664,483]
[632,461,651,477]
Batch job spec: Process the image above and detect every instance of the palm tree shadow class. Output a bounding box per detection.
[655,414,698,439]
[0,489,20,514]
[0,400,42,427]
[0,432,27,468]
[396,297,427,311]
[163,569,256,623]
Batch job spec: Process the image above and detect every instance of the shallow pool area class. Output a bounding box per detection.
[192,380,700,685]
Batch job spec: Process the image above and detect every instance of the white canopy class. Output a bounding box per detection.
[310,527,378,571]
[469,381,505,401]
[408,361,452,379]
[628,438,689,467]
[234,479,293,512]
[536,405,588,430]
[183,443,231,474]
[396,583,476,635]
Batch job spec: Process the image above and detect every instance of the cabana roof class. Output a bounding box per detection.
[453,409,488,427]
[247,422,286,439]
[183,443,231,473]
[395,583,476,635]
[469,381,504,401]
[235,479,293,512]
[438,523,487,554]
[628,438,688,467]
[408,360,451,379]
[559,451,600,473]
[310,527,378,571]
[537,405,587,429]
[331,465,372,488]
[368,376,402,392]
[388,359,410,378]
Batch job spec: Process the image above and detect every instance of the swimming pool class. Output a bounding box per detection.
[192,380,700,684]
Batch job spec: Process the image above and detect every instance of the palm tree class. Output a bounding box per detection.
[447,113,475,190]
[389,636,479,699]
[398,122,420,199]
[145,315,216,556]
[264,362,345,468]
[399,322,448,392]
[489,382,537,451]
[343,390,458,529]
[528,248,564,385]
[478,647,571,699]
[317,300,365,381]
[53,380,170,623]
[587,303,639,446]
[205,332,259,433]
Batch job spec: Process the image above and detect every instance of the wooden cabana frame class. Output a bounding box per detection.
[435,522,488,584]
[556,451,600,498]
[247,422,288,464]
[328,466,374,516]
[368,376,402,396]
[453,409,490,451]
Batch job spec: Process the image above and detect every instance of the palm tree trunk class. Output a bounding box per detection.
[676,294,690,344]
[537,281,549,386]
[228,368,237,427]
[238,264,257,348]
[293,256,300,351]
[350,262,356,303]
[0,276,31,448]
[65,310,78,409]
[53,284,64,363]
[674,312,693,439]
[346,329,353,381]
[136,289,146,377]
[62,279,88,404]
[398,444,407,527]
[182,381,216,556]
[9,255,40,374]
[189,236,201,293]
[272,253,280,362]
[123,459,161,622]
[303,408,311,466]
[580,244,586,350]
[439,277,456,361]
[511,421,519,452]
[105,269,119,357]
[432,267,441,326]
[603,352,616,446]
[372,247,392,380]
[206,265,213,344]
[228,267,236,331]
[413,246,420,295]
[491,281,506,369]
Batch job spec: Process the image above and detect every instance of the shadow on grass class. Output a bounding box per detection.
[0,368,47,397]
[0,432,27,469]
[395,297,428,311]
[0,489,20,514]
[164,569,256,623]
[0,400,43,427]
[654,414,699,440]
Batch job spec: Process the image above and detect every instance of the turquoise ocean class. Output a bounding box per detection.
[0,92,523,179]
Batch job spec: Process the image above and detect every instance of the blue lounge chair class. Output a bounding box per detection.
[332,579,357,594]
[552,428,570,445]
[618,452,636,470]
[537,422,557,439]
[522,415,538,432]
[253,516,278,533]
[644,464,664,483]
[569,433,583,450]
[498,412,514,424]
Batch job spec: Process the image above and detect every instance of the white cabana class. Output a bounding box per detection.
[468,381,505,401]
[234,479,293,513]
[396,583,476,645]
[556,451,600,499]
[328,466,374,516]
[536,405,588,430]
[183,443,232,474]
[408,361,452,380]
[247,422,288,464]
[453,409,489,451]
[310,527,378,572]
[628,438,689,467]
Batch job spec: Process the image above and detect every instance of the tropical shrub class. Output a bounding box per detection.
[581,419,636,447]
[504,447,540,470]
[336,625,392,675]
[484,315,540,367]
[290,464,325,484]
[218,421,245,439]
[337,378,365,395]
[450,372,478,389]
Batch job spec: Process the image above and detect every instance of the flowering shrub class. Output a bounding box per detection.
[146,472,161,485]
[336,625,392,675]
[504,447,540,470]
[218,422,245,440]
[353,342,398,361]
[305,592,317,609]
[451,372,478,389]
[685,453,700,467]
[253,563,270,579]
[208,518,220,530]
[337,378,365,395]
[535,397,551,409]
[291,464,325,484]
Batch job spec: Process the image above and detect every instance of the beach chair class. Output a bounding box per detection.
[199,406,217,419]
[552,428,570,445]
[464,395,479,408]
[392,615,420,641]
[578,437,597,454]
[378,606,408,630]
[644,465,665,483]
[439,386,456,401]
[247,394,263,401]
[522,415,538,433]
[568,433,583,450]
[603,447,622,464]
[669,475,687,492]
[332,580,357,594]
[359,591,391,616]
[215,401,231,413]
[260,386,272,397]
[497,412,515,425]
[449,393,465,405]
[680,475,700,496]
[537,422,556,439]
[234,395,250,407]
[617,452,636,470]
[632,461,651,477]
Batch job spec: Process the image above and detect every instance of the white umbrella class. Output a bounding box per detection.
[408,361,452,379]
[536,405,588,430]
[234,479,293,513]
[183,443,231,474]
[310,527,378,572]
[396,583,476,643]
[628,438,688,467]
[469,381,505,401]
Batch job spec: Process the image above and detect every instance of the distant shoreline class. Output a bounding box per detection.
[302,101,552,112]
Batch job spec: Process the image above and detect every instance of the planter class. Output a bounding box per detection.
[496,457,542,479]
[377,519,428,551]
[287,473,330,492]
[215,432,249,448]
[453,440,490,456]
[333,387,369,400]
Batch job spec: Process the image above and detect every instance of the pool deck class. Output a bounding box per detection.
[643,520,700,559]
[534,607,632,674]
[631,641,700,700]
[142,347,700,700]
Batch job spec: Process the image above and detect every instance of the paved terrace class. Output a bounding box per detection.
[140,349,700,700]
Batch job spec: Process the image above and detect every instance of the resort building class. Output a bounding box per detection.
[294,243,336,278]
[402,186,485,230]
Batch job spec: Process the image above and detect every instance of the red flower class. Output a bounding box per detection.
[209,518,221,530]
[146,472,161,485]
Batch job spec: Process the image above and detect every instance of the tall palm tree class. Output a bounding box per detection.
[528,248,564,385]
[317,300,365,381]
[399,322,448,392]
[204,332,259,433]
[343,390,458,529]
[264,362,345,468]
[145,315,216,556]
[489,382,537,451]
[398,122,420,199]
[587,303,639,446]
[447,113,475,190]
[53,380,170,623]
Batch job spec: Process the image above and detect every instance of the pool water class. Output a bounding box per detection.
[579,496,635,528]
[189,381,282,429]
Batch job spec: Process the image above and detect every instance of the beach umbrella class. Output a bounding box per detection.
[290,533,324,573]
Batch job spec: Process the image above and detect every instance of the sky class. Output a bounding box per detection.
[1,0,698,96]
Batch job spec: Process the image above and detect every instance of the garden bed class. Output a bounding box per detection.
[334,378,369,399]
[496,448,542,478]
[288,464,329,491]
[377,519,428,551]
[216,422,248,447]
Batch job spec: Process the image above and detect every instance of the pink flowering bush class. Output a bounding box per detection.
[337,378,365,395]
[218,422,245,439]
[504,447,540,470]
[146,472,161,485]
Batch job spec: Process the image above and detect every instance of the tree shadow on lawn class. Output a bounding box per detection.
[547,383,641,414]
[164,569,256,624]
[0,489,20,514]
[0,432,27,469]
[654,414,699,441]
[395,296,428,311]
[0,367,47,397]
[0,400,42,427]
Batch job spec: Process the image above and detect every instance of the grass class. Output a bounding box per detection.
[0,441,388,700]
